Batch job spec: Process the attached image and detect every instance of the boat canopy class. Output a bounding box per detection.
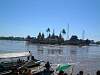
[0,51,30,59]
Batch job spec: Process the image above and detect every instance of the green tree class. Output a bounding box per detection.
[69,35,79,45]
[26,35,31,40]
[58,33,64,44]
[62,29,66,35]
[85,39,90,45]
[48,33,51,38]
[41,33,45,40]
[37,32,42,40]
[61,29,66,40]
[59,33,62,39]
[46,28,50,37]
[70,35,78,40]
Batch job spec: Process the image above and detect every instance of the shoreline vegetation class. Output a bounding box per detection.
[0,36,25,41]
[0,28,99,45]
[26,34,92,46]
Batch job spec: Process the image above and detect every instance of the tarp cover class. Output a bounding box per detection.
[56,64,71,71]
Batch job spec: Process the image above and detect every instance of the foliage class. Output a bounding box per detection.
[62,29,66,34]
[46,28,50,33]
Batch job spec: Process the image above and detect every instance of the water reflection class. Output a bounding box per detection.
[47,49,63,55]
[70,46,78,55]
[36,45,63,55]
[37,46,44,54]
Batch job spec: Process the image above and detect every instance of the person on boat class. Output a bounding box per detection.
[27,56,30,61]
[87,73,90,75]
[43,61,54,75]
[31,56,38,61]
[58,70,64,75]
[22,68,28,75]
[27,69,32,75]
[45,61,51,70]
[11,68,19,75]
[79,71,83,75]
[64,73,68,75]
[27,51,32,61]
[96,70,100,75]
[29,51,32,56]
[0,64,5,72]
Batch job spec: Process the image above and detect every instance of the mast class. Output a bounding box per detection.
[82,30,85,40]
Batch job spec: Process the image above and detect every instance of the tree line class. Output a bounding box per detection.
[0,36,25,41]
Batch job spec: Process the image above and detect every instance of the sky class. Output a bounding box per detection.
[0,0,100,41]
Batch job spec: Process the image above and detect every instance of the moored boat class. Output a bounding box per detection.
[0,51,31,75]
[0,51,75,75]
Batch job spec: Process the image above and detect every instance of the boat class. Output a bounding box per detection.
[0,51,75,75]
[0,51,30,59]
[0,51,48,75]
[0,51,31,75]
[29,63,74,75]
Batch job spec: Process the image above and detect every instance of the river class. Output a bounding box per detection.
[0,40,100,75]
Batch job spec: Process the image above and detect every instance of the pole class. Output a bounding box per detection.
[82,30,85,40]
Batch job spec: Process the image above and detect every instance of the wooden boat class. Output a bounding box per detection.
[0,51,31,75]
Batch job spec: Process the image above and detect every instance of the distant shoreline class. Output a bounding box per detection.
[0,39,25,41]
[0,39,91,46]
[0,36,25,41]
[0,36,100,47]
